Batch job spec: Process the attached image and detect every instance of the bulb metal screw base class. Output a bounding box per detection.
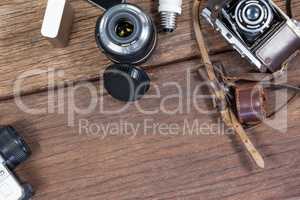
[160,11,178,32]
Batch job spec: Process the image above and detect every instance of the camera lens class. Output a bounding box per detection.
[0,126,31,169]
[115,19,134,38]
[245,5,261,21]
[96,4,157,64]
[235,0,273,36]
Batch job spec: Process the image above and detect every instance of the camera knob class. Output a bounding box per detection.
[0,126,31,169]
[104,64,150,102]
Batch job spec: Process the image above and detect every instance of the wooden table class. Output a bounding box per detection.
[1,0,300,199]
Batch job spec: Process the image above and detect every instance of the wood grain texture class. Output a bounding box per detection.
[1,0,299,99]
[2,0,300,199]
[0,58,299,200]
[0,0,195,99]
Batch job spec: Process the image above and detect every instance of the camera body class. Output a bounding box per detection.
[202,0,300,72]
[0,126,33,200]
[0,156,32,200]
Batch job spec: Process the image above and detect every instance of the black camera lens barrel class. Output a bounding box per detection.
[21,184,34,200]
[0,126,31,169]
[95,3,157,64]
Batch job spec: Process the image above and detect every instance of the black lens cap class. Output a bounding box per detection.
[103,64,150,102]
[0,126,31,169]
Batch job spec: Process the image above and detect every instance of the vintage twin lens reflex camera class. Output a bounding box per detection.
[202,0,300,72]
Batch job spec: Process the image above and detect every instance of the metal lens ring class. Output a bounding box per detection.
[96,4,157,64]
[234,0,273,34]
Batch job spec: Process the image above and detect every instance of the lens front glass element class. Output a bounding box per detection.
[115,19,134,38]
[245,5,261,21]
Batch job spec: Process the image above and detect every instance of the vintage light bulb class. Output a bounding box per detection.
[159,0,183,32]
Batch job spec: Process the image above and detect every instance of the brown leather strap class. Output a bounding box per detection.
[262,83,300,92]
[224,73,274,82]
[193,0,265,168]
[224,73,300,92]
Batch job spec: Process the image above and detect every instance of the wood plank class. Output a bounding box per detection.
[1,57,300,200]
[1,0,300,99]
[0,0,195,99]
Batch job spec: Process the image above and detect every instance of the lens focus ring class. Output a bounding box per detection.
[96,4,157,64]
[0,126,31,169]
[235,0,273,34]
